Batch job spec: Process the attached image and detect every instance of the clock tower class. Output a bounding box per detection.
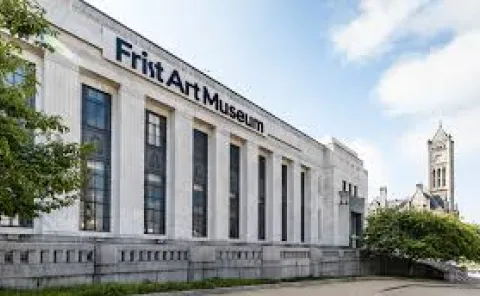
[427,121,455,212]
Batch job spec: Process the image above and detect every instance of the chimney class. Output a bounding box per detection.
[416,183,423,191]
[379,186,387,198]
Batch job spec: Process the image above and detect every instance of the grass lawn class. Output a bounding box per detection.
[0,276,341,296]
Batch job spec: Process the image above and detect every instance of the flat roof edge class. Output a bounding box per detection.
[76,0,326,150]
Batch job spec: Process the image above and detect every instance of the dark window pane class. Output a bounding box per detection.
[144,111,167,235]
[229,144,240,239]
[81,85,111,232]
[258,155,266,240]
[192,129,208,237]
[4,251,13,264]
[281,164,288,242]
[301,171,305,243]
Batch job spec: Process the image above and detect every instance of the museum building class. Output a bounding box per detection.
[0,0,367,248]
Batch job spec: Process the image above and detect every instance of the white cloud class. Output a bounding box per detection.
[376,30,480,116]
[331,0,480,62]
[406,0,480,37]
[331,0,430,61]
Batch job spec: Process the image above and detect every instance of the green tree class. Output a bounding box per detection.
[363,208,480,263]
[0,0,91,220]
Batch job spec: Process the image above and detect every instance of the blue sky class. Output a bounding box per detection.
[85,0,480,223]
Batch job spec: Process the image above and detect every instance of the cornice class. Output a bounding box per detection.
[71,0,329,152]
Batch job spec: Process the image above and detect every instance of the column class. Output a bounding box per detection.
[210,127,230,241]
[321,168,335,245]
[306,168,319,244]
[266,152,282,242]
[168,111,193,240]
[288,161,301,243]
[116,84,145,236]
[39,52,81,235]
[241,142,258,242]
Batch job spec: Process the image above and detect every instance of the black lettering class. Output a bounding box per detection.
[245,114,253,127]
[229,105,236,119]
[185,81,194,96]
[219,99,229,115]
[192,83,200,101]
[154,62,164,83]
[203,86,219,110]
[237,110,245,123]
[166,70,185,93]
[116,38,265,134]
[148,61,155,78]
[257,121,264,133]
[131,51,142,70]
[141,51,148,75]
[116,37,132,62]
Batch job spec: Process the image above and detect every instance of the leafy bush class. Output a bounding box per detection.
[363,208,480,262]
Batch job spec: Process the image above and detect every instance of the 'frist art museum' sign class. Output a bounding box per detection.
[102,28,264,134]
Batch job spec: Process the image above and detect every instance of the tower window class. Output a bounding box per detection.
[437,168,441,188]
[442,167,446,187]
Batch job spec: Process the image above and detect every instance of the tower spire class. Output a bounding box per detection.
[439,120,443,129]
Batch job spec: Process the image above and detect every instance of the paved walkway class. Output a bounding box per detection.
[202,279,480,296]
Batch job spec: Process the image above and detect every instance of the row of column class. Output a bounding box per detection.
[166,110,321,243]
[39,54,324,244]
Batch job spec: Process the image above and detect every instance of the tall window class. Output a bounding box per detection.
[0,67,34,228]
[144,111,167,235]
[229,144,240,239]
[281,164,288,242]
[342,180,347,192]
[192,129,208,237]
[442,167,446,187]
[353,185,358,197]
[81,85,111,232]
[258,155,266,240]
[432,169,436,188]
[300,171,306,243]
[348,183,352,196]
[437,168,441,188]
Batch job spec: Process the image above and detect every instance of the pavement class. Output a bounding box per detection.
[201,279,480,296]
[142,278,480,296]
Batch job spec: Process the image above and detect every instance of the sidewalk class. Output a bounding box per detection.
[133,277,452,296]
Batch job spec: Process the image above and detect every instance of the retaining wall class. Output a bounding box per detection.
[0,235,469,289]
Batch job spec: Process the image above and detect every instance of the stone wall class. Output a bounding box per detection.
[0,235,361,289]
[0,235,469,289]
